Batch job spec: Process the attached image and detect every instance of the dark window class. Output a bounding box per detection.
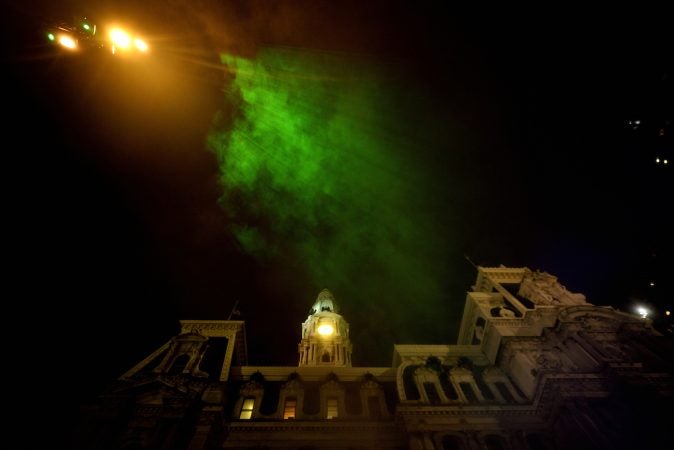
[459,382,478,403]
[485,435,506,450]
[439,371,459,400]
[345,385,362,415]
[503,283,535,309]
[303,385,320,415]
[424,382,441,404]
[442,435,465,450]
[495,382,515,403]
[259,382,280,415]
[322,352,331,362]
[526,433,555,450]
[368,395,382,418]
[200,337,228,381]
[474,371,495,400]
[402,365,421,400]
[168,354,190,374]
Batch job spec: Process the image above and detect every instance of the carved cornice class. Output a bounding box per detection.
[225,421,400,433]
[239,380,264,395]
[396,405,536,418]
[361,379,383,391]
[180,320,244,336]
[320,379,344,391]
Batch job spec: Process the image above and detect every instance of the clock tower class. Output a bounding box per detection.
[298,289,352,367]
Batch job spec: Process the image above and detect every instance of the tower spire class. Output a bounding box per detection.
[297,289,352,367]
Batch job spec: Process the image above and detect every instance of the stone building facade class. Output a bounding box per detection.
[76,267,674,450]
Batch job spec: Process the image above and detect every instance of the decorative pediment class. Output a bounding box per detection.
[449,366,471,377]
[482,366,506,380]
[518,269,586,306]
[320,379,343,391]
[282,378,303,391]
[240,380,264,396]
[361,379,382,391]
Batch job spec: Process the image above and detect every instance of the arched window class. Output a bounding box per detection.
[168,354,190,374]
[239,397,255,419]
[424,382,441,404]
[442,435,465,450]
[283,397,297,420]
[368,395,381,419]
[322,352,331,362]
[484,435,506,450]
[326,397,338,419]
[526,433,556,450]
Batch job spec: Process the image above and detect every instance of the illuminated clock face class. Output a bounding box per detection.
[317,324,334,336]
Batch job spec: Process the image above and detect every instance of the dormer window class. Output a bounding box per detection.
[239,397,255,419]
[283,397,297,420]
[326,397,338,419]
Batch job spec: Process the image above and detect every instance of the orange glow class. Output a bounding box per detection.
[317,324,334,336]
[134,38,149,52]
[109,28,131,49]
[58,35,77,50]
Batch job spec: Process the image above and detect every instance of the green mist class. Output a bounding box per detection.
[208,49,462,362]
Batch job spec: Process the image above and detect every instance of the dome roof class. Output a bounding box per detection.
[310,288,339,314]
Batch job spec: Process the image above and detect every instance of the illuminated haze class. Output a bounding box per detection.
[208,49,464,362]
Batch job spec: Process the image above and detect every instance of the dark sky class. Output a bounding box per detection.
[4,0,672,423]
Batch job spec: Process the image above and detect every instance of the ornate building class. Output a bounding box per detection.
[76,267,674,450]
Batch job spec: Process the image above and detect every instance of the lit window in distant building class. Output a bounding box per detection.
[326,397,338,419]
[283,397,297,419]
[239,398,255,419]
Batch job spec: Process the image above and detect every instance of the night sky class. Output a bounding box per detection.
[4,0,672,426]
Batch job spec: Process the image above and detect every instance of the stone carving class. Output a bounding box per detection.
[239,380,263,396]
[518,270,586,306]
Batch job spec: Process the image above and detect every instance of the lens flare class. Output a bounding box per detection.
[58,35,77,50]
[109,28,131,49]
[317,324,334,336]
[134,38,149,52]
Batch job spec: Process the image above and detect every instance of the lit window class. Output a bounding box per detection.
[326,397,338,419]
[239,397,254,419]
[283,397,297,419]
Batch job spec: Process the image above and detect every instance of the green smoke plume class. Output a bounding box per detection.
[208,49,463,363]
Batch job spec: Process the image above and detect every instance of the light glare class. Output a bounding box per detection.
[134,38,149,52]
[317,324,334,336]
[58,35,77,49]
[636,307,649,319]
[110,28,131,49]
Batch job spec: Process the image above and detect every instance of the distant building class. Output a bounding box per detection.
[76,266,674,450]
